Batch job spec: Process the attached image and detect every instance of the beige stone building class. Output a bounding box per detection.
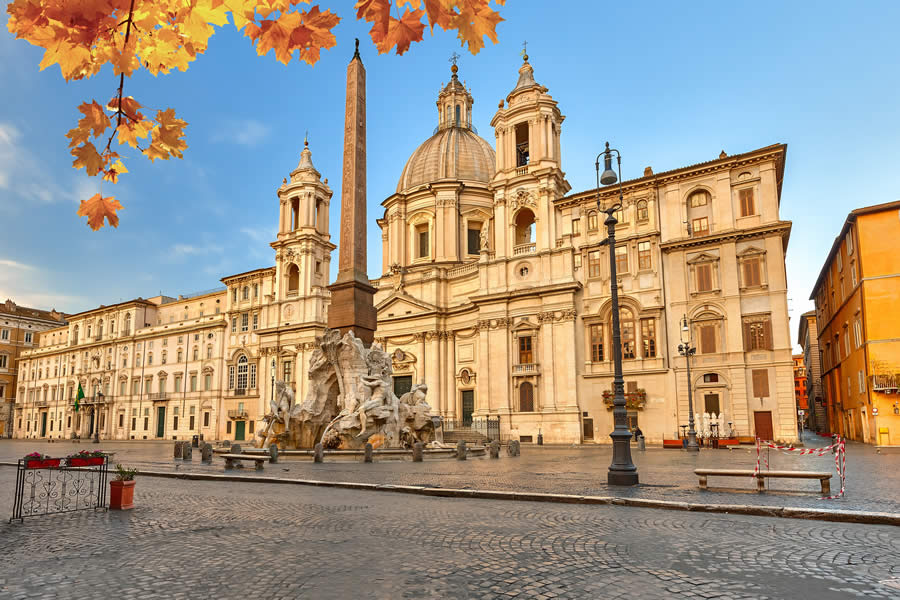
[16,56,798,444]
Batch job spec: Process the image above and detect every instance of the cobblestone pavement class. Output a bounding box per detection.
[1,470,899,600]
[3,434,897,514]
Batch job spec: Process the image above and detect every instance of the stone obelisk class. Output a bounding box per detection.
[328,39,377,345]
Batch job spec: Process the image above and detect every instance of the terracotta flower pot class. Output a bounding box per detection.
[109,480,135,510]
[25,459,60,469]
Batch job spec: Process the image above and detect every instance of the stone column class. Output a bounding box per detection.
[417,333,426,384]
[327,41,376,345]
[427,332,440,413]
[446,333,457,418]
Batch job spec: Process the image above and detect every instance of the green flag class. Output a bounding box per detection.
[74,383,84,412]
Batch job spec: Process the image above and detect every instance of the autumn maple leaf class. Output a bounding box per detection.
[71,142,104,176]
[77,194,124,230]
[145,108,188,162]
[376,7,426,55]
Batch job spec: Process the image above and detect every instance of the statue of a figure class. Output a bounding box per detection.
[480,221,490,251]
[259,381,294,448]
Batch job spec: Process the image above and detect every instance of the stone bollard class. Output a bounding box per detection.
[181,442,192,461]
[364,443,374,463]
[412,441,424,462]
[201,443,213,464]
[269,444,278,464]
[507,440,520,457]
[174,441,184,459]
[313,443,324,463]
[231,444,242,454]
[489,440,500,459]
[638,435,646,451]
[456,439,467,460]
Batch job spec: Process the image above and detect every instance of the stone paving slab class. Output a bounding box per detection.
[3,434,898,515]
[1,471,899,599]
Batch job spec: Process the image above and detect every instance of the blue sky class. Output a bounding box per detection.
[2,1,899,350]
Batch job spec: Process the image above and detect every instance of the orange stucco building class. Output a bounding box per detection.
[810,200,900,445]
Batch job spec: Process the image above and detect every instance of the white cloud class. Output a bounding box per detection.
[0,258,90,312]
[168,242,224,258]
[240,226,276,244]
[211,119,271,147]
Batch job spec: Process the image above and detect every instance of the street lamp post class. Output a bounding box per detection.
[271,357,277,407]
[597,141,638,486]
[678,315,700,451]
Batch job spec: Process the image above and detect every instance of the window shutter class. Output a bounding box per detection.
[697,264,712,292]
[700,325,716,354]
[752,369,769,398]
[763,319,773,350]
[742,321,751,349]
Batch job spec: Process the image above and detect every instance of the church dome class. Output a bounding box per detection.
[396,63,496,193]
[396,125,496,193]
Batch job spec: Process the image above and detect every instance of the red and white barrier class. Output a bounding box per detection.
[753,436,846,499]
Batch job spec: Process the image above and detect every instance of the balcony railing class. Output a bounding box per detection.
[873,374,899,391]
[515,165,529,176]
[233,388,247,396]
[512,363,539,376]
[227,409,248,419]
[513,243,536,256]
[149,392,167,401]
[448,262,478,278]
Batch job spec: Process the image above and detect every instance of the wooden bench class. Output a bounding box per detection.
[695,468,832,494]
[221,454,266,471]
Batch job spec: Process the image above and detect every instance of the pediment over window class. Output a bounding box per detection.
[377,293,436,315]
[156,370,168,378]
[686,252,719,265]
[737,246,766,258]
[511,317,539,332]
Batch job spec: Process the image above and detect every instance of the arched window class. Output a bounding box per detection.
[636,200,648,222]
[147,352,153,366]
[206,345,213,359]
[287,264,300,294]
[73,325,79,344]
[236,355,249,390]
[514,209,535,246]
[177,349,183,362]
[98,320,103,338]
[519,382,534,412]
[615,307,636,360]
[689,190,710,207]
[455,104,460,126]
[192,346,199,361]
[587,211,599,231]
[242,286,249,300]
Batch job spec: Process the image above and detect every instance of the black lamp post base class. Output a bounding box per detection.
[608,470,639,486]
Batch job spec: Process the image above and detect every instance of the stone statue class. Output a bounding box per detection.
[257,380,294,448]
[285,329,441,449]
[480,221,490,251]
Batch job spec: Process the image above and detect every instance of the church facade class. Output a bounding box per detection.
[15,56,798,444]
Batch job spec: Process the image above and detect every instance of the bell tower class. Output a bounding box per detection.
[489,52,570,258]
[272,139,335,324]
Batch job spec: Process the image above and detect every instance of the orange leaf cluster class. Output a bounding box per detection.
[358,0,504,55]
[6,0,505,229]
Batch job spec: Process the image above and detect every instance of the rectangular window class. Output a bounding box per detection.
[692,217,709,235]
[574,253,582,269]
[0,329,8,341]
[231,317,237,333]
[249,364,257,389]
[739,188,755,217]
[571,218,580,236]
[417,225,429,258]
[249,421,255,434]
[226,421,232,434]
[189,415,195,430]
[518,336,533,364]
[742,258,761,288]
[615,245,628,273]
[228,366,235,389]
[204,374,211,391]
[143,417,148,430]
[467,224,481,255]
[253,283,259,298]
[846,231,854,255]
[190,375,197,392]
[283,360,293,384]
[743,317,773,351]
[850,262,857,287]
[699,324,717,354]
[696,264,713,292]
[844,331,850,357]
[203,412,210,427]
[133,380,140,395]
[853,319,862,348]
[119,381,126,396]
[232,288,237,302]
[858,370,865,394]
[0,355,6,369]
[173,416,179,430]
[690,193,708,207]
[252,313,259,330]
[638,241,651,270]
[241,313,249,332]
[752,369,770,398]
[588,212,598,231]
[590,325,603,362]
[640,318,656,358]
[175,376,182,393]
[24,331,33,344]
[588,250,602,278]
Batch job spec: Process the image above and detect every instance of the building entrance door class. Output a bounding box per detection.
[40,412,47,437]
[583,417,594,440]
[235,420,246,441]
[461,390,474,423]
[753,411,773,441]
[156,406,166,438]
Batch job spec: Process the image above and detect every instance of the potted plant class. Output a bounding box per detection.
[67,449,106,467]
[109,464,138,510]
[24,452,60,469]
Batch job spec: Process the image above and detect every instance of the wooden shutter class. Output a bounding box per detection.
[752,369,769,398]
[696,264,712,292]
[743,321,751,349]
[740,188,755,217]
[763,318,773,350]
[742,259,760,287]
[700,325,716,354]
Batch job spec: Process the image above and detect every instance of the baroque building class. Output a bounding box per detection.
[16,56,799,444]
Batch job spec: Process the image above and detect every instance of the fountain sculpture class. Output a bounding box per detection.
[256,329,440,450]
